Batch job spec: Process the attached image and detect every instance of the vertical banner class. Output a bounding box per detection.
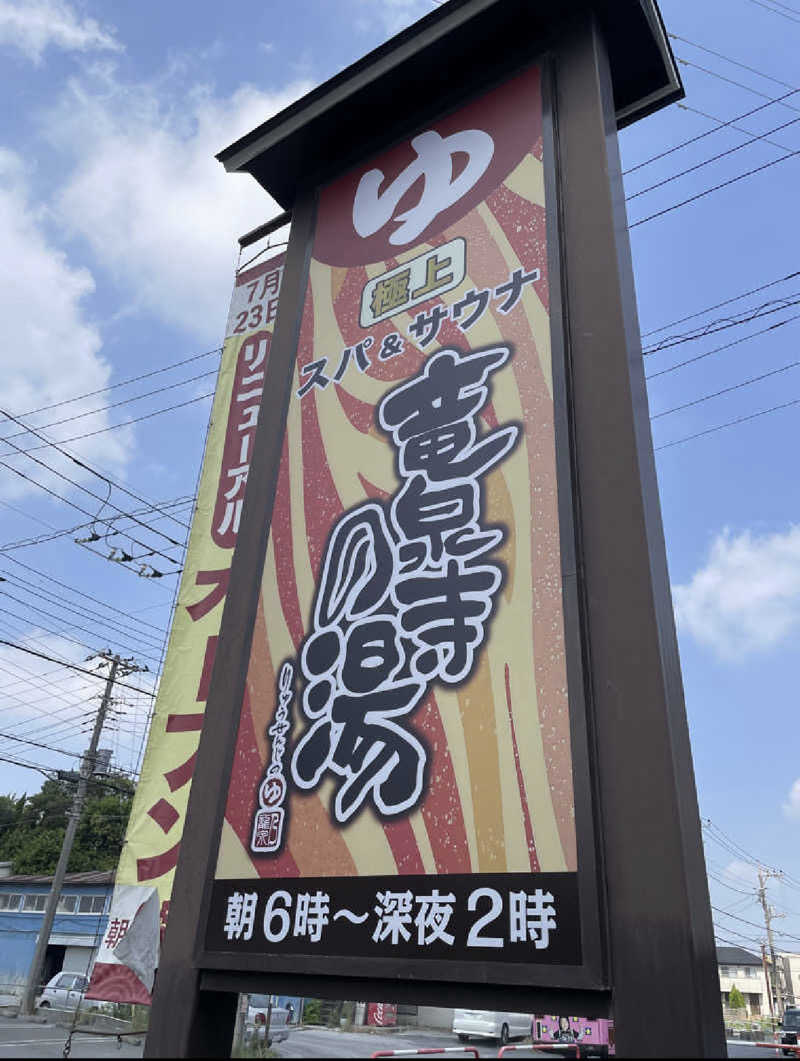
[207,64,587,976]
[87,254,285,1003]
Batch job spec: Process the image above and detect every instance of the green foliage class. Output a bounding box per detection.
[302,999,322,1024]
[0,777,134,874]
[728,985,746,1010]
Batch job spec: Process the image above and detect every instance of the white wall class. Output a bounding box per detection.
[61,946,94,975]
[417,1006,455,1029]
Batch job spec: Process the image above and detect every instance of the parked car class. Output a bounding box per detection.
[244,1004,291,1047]
[35,972,102,1012]
[781,1007,800,1056]
[452,1009,532,1045]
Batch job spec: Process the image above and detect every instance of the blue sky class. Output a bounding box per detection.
[0,0,799,957]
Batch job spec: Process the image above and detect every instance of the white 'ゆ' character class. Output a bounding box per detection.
[353,129,494,246]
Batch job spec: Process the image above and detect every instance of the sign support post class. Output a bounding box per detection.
[144,3,725,1056]
[551,16,724,1055]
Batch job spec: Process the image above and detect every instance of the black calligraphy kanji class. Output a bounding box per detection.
[396,558,502,682]
[392,475,477,563]
[289,345,519,830]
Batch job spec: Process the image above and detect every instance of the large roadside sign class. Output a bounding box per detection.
[145,3,726,1056]
[204,61,601,987]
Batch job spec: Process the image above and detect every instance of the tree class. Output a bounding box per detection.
[728,985,746,1011]
[0,776,134,874]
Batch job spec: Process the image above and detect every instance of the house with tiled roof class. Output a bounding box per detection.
[717,945,771,1017]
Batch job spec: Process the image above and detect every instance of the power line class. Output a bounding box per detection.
[765,0,800,15]
[0,731,81,760]
[655,394,800,451]
[14,391,215,455]
[670,34,798,93]
[627,113,800,201]
[676,56,800,114]
[1,555,166,634]
[0,639,155,696]
[642,269,800,338]
[703,820,800,890]
[745,0,800,24]
[0,369,218,446]
[714,905,800,946]
[0,497,57,533]
[0,496,194,554]
[15,348,222,420]
[0,657,99,707]
[714,926,765,948]
[676,102,796,153]
[707,870,759,898]
[0,599,106,658]
[623,89,800,179]
[0,578,165,658]
[651,358,800,419]
[0,570,165,646]
[645,311,800,379]
[629,143,800,229]
[0,408,189,543]
[0,456,182,566]
[643,294,800,354]
[0,752,54,777]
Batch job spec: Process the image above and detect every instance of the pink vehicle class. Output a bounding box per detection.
[534,1015,615,1058]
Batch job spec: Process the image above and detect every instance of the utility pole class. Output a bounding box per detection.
[762,943,775,1018]
[758,867,785,1019]
[19,652,144,1015]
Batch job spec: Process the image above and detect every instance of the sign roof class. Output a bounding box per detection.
[217,0,682,208]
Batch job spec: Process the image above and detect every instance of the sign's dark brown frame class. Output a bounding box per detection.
[144,6,725,1057]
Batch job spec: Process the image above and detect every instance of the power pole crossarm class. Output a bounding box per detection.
[18,653,142,1016]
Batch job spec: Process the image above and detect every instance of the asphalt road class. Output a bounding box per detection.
[0,1018,144,1058]
[0,1018,784,1057]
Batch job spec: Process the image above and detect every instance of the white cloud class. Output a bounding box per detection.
[0,148,131,500]
[0,0,120,63]
[354,0,435,37]
[46,69,312,341]
[722,859,759,887]
[673,526,800,660]
[784,779,800,822]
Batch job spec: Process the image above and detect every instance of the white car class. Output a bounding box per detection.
[36,972,101,1012]
[244,1001,291,1047]
[453,1008,532,1045]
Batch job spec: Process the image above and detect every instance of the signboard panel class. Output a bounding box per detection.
[207,62,596,979]
[87,254,284,1003]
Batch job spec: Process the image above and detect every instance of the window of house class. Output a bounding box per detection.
[56,895,77,914]
[77,894,107,914]
[0,893,22,911]
[22,894,47,912]
[720,965,733,977]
